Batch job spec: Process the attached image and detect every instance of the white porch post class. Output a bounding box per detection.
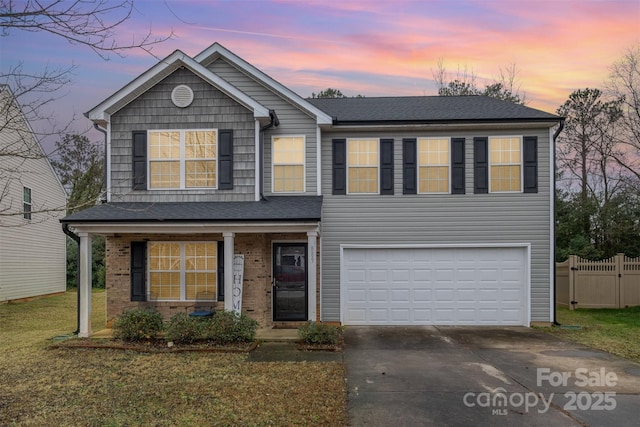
[307,231,318,321]
[78,232,93,337]
[223,232,235,311]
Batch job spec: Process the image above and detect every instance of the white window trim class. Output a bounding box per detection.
[271,135,306,194]
[417,137,452,194]
[346,137,380,195]
[147,241,218,302]
[488,135,524,194]
[147,129,218,190]
[23,186,32,220]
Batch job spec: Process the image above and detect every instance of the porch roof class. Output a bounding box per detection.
[61,196,322,223]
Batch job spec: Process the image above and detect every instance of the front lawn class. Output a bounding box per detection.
[0,291,347,426]
[543,306,640,363]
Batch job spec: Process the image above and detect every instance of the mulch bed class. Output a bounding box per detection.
[49,338,258,353]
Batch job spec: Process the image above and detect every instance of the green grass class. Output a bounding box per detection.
[0,291,347,426]
[543,306,640,363]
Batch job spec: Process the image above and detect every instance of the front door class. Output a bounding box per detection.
[273,243,307,321]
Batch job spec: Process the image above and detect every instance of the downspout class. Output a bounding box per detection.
[552,118,565,326]
[94,123,108,202]
[258,110,279,201]
[62,223,81,335]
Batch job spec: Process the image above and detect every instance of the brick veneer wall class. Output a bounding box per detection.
[105,232,319,328]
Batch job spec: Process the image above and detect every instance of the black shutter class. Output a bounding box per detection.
[523,136,538,193]
[474,137,489,194]
[217,241,224,301]
[451,138,465,194]
[219,129,234,190]
[380,139,394,195]
[130,241,146,302]
[403,138,417,194]
[132,131,147,190]
[332,139,346,195]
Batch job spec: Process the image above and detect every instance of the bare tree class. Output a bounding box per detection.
[0,0,171,219]
[432,59,527,104]
[606,45,640,183]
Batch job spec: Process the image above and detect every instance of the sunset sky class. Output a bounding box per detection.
[2,0,639,148]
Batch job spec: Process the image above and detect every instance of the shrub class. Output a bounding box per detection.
[112,309,163,342]
[202,310,258,344]
[298,321,341,345]
[165,312,203,344]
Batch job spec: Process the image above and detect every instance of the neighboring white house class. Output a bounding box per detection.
[0,85,67,302]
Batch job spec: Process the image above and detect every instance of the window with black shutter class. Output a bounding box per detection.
[130,241,146,302]
[451,138,466,194]
[523,136,538,193]
[218,129,234,190]
[332,139,346,195]
[380,139,394,195]
[132,131,147,190]
[474,137,489,194]
[402,138,417,194]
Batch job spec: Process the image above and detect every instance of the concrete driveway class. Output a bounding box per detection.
[344,326,640,427]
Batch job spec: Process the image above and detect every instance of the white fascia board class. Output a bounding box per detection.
[194,43,333,125]
[67,221,321,235]
[86,50,270,123]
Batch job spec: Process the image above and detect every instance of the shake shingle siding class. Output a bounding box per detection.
[207,59,319,195]
[109,68,256,202]
[319,127,552,323]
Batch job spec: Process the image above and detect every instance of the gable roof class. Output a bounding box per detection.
[307,96,561,125]
[195,43,333,125]
[61,196,322,223]
[85,50,271,126]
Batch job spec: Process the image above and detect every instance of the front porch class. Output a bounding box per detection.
[73,228,319,337]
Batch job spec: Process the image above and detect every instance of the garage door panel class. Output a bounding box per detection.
[343,247,527,326]
[391,289,410,302]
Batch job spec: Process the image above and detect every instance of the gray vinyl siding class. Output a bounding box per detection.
[207,59,318,195]
[109,68,256,202]
[319,127,553,323]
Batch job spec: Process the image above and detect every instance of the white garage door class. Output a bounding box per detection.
[341,246,527,325]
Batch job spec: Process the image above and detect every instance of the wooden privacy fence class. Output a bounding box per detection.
[556,254,640,309]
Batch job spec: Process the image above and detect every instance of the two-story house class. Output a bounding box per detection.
[1,85,67,302]
[61,43,562,337]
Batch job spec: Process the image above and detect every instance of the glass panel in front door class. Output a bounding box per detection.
[273,244,307,321]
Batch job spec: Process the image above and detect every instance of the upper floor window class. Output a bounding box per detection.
[418,138,450,193]
[272,136,305,193]
[23,187,32,220]
[348,138,378,194]
[489,136,521,192]
[148,241,217,301]
[148,130,217,189]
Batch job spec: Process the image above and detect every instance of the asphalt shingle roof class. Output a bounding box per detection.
[307,95,560,123]
[61,196,322,223]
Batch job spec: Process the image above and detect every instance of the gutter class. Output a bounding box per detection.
[258,110,279,201]
[62,224,81,335]
[551,118,565,326]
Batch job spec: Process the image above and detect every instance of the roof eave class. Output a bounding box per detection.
[331,117,562,126]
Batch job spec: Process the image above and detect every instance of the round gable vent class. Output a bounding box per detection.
[171,84,194,108]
